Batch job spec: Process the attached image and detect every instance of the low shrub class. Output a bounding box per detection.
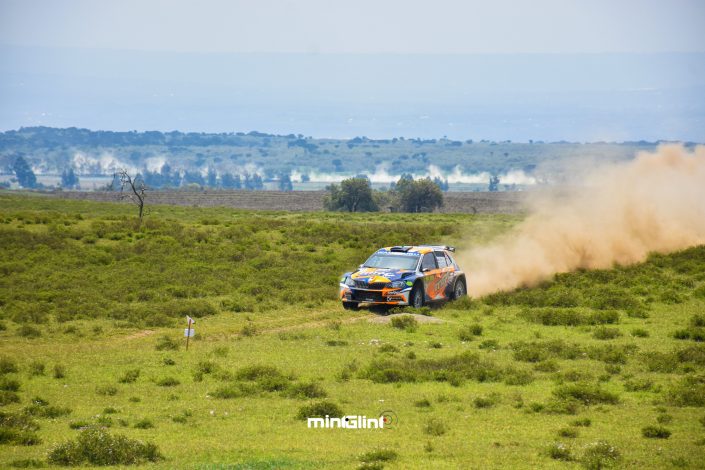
[504,368,535,385]
[473,394,499,408]
[118,369,140,384]
[241,323,257,337]
[580,441,621,469]
[133,418,154,429]
[47,427,162,466]
[156,377,180,387]
[17,325,41,338]
[390,315,418,332]
[53,364,66,379]
[534,360,560,372]
[0,428,41,446]
[545,442,573,461]
[478,339,499,350]
[511,340,583,363]
[571,418,592,427]
[558,427,579,438]
[8,458,44,468]
[553,383,620,405]
[359,449,398,463]
[0,357,19,375]
[623,378,655,392]
[666,375,705,406]
[95,385,118,396]
[642,425,671,439]
[414,398,432,408]
[592,327,622,340]
[458,324,482,341]
[284,382,327,399]
[0,390,21,405]
[360,351,502,385]
[423,417,447,436]
[631,328,649,338]
[154,335,179,351]
[0,377,21,392]
[296,401,343,420]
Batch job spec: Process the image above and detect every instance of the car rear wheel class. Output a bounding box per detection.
[411,285,424,308]
[453,278,466,300]
[342,302,359,311]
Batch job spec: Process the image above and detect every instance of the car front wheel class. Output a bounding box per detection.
[410,285,424,308]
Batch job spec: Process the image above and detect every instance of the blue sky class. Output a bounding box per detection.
[0,1,704,140]
[1,0,704,54]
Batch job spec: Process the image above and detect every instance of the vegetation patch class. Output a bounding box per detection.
[360,351,502,385]
[47,427,162,466]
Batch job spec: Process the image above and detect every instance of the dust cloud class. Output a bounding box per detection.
[459,144,705,297]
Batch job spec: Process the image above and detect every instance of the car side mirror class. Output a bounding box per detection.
[422,267,431,272]
[359,264,364,269]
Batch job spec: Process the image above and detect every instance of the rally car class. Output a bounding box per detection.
[339,245,466,310]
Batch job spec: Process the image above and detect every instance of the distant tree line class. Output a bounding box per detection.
[324,176,444,213]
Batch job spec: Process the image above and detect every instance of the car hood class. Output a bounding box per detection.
[351,267,413,284]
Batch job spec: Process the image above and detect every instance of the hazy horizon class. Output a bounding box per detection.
[1,1,704,141]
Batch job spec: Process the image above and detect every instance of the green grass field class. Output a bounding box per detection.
[1,194,704,469]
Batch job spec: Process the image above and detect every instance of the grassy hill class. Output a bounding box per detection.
[0,194,704,469]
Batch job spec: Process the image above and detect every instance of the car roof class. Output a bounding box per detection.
[378,245,453,255]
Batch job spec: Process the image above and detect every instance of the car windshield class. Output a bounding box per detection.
[363,253,419,270]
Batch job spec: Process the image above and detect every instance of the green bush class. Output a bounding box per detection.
[359,449,398,463]
[642,425,671,439]
[571,418,591,427]
[155,335,179,351]
[545,442,573,461]
[553,383,619,405]
[0,390,21,405]
[580,441,620,469]
[361,351,502,385]
[0,357,19,375]
[390,315,418,332]
[133,418,154,429]
[8,458,44,468]
[0,377,21,391]
[592,327,622,340]
[667,375,705,406]
[95,385,118,396]
[296,401,343,420]
[53,364,66,379]
[423,417,447,436]
[17,325,41,338]
[156,377,180,387]
[118,369,140,384]
[47,427,162,466]
[284,382,327,399]
[0,428,41,446]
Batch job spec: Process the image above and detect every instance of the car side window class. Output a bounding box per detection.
[444,253,454,267]
[434,251,448,268]
[421,253,437,271]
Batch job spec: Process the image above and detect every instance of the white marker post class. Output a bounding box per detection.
[185,316,195,350]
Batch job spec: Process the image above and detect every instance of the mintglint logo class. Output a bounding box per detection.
[307,410,398,430]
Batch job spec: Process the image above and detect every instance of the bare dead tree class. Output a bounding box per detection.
[116,170,147,222]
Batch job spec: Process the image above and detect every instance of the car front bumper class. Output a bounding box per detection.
[339,285,411,306]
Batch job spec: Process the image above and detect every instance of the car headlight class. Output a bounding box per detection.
[344,276,355,287]
[388,280,406,289]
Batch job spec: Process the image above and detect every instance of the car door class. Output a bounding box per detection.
[433,250,454,298]
[420,252,443,301]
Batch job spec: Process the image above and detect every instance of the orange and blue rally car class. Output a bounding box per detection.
[339,245,466,310]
